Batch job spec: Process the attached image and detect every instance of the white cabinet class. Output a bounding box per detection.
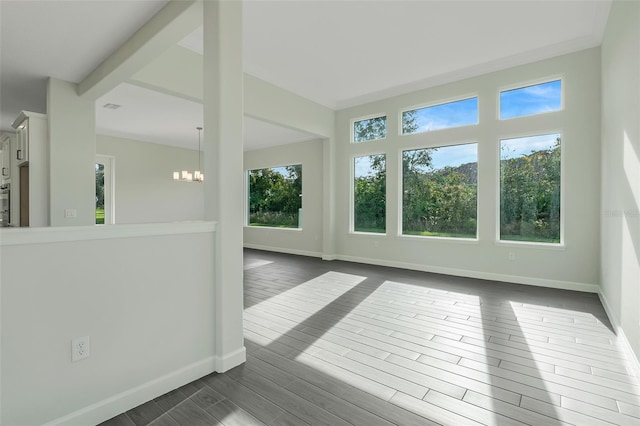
[12,112,35,165]
[0,133,12,181]
[10,111,49,227]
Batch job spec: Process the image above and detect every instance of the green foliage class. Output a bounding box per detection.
[402,148,477,238]
[354,155,386,232]
[354,117,387,142]
[500,138,561,243]
[95,164,104,209]
[249,165,302,228]
[95,208,104,225]
[402,110,419,135]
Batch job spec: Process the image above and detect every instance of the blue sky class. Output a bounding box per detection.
[405,97,478,134]
[501,133,560,160]
[500,80,561,119]
[354,155,382,178]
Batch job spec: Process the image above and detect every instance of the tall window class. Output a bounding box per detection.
[248,165,302,228]
[95,155,114,225]
[403,144,478,238]
[354,155,386,233]
[500,79,562,119]
[353,115,387,143]
[401,97,478,135]
[500,134,561,243]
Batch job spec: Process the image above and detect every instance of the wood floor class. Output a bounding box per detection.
[102,249,640,426]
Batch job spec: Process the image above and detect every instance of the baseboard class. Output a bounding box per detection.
[243,243,322,258]
[334,254,600,294]
[322,254,338,261]
[598,291,640,377]
[45,357,216,426]
[214,346,247,373]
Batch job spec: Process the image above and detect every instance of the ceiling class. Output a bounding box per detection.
[1,0,611,150]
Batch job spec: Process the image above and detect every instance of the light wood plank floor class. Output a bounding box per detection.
[102,249,640,426]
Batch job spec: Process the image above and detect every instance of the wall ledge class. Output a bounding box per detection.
[0,221,216,246]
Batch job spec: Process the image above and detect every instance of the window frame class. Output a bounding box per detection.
[497,76,564,121]
[245,164,304,230]
[399,93,480,136]
[351,113,388,144]
[398,141,479,241]
[495,130,565,247]
[351,153,387,235]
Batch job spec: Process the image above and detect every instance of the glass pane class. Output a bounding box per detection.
[500,134,561,243]
[402,97,478,135]
[354,155,386,233]
[95,163,105,225]
[248,165,302,228]
[402,144,478,238]
[353,116,387,143]
[500,80,561,119]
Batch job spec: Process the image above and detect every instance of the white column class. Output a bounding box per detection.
[47,78,96,226]
[202,0,246,372]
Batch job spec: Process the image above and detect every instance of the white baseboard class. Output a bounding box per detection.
[322,254,338,261]
[334,254,600,294]
[598,291,640,377]
[45,357,216,426]
[214,346,247,373]
[243,243,322,258]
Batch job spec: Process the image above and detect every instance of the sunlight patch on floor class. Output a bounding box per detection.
[244,271,367,344]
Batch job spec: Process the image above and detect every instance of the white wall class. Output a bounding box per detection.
[334,48,602,292]
[47,78,96,226]
[0,223,216,426]
[600,1,640,363]
[244,139,324,257]
[97,134,204,224]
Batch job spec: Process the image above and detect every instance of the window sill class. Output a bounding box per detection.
[494,240,566,250]
[397,234,479,244]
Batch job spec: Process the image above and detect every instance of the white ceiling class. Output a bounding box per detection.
[1,0,612,149]
[96,82,317,150]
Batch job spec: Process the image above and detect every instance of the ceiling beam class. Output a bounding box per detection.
[78,0,201,100]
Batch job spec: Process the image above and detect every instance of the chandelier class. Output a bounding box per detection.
[173,126,204,182]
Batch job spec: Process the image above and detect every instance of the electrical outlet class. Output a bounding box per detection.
[64,209,77,218]
[508,251,516,261]
[71,336,90,362]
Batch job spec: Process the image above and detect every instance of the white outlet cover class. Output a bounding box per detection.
[72,336,90,362]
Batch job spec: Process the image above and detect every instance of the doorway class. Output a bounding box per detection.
[96,155,114,224]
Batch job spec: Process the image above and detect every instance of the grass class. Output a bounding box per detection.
[249,223,298,229]
[403,230,476,239]
[501,234,560,244]
[96,208,104,225]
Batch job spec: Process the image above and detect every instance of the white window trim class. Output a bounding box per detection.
[96,155,115,225]
[397,142,480,240]
[350,113,388,144]
[246,164,303,230]
[399,93,480,136]
[495,130,565,246]
[350,153,387,235]
[497,75,565,121]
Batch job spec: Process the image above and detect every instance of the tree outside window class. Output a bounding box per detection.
[248,165,302,228]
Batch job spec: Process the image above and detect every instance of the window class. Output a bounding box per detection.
[95,155,114,225]
[500,134,561,243]
[402,97,478,135]
[500,79,562,119]
[402,144,478,238]
[354,155,386,233]
[248,165,302,228]
[353,115,387,143]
